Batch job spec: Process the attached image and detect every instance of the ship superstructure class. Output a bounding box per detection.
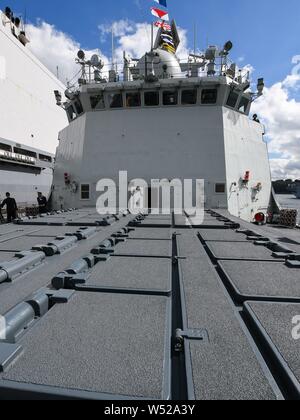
[0,8,67,206]
[52,22,271,223]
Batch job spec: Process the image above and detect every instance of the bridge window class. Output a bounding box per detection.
[66,105,76,121]
[238,96,250,113]
[181,89,197,105]
[80,184,90,200]
[201,89,218,104]
[226,91,239,108]
[90,94,105,110]
[144,91,159,106]
[163,90,178,106]
[14,147,37,158]
[39,154,52,163]
[126,92,141,107]
[215,183,226,193]
[108,93,123,109]
[0,143,12,152]
[74,100,83,115]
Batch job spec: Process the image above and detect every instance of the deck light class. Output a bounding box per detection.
[77,50,85,61]
[254,212,265,224]
[223,41,233,54]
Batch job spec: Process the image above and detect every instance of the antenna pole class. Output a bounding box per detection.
[194,22,197,62]
[151,22,154,51]
[111,26,115,71]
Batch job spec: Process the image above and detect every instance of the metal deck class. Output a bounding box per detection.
[0,209,299,400]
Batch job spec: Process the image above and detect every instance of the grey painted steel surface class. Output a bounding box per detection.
[138,217,172,227]
[177,232,278,400]
[85,256,172,293]
[0,212,134,315]
[2,292,171,399]
[114,239,172,257]
[0,228,45,242]
[218,260,300,303]
[128,228,172,240]
[0,226,44,236]
[198,229,250,242]
[244,301,300,398]
[206,241,284,261]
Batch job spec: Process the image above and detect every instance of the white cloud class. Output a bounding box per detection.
[253,67,300,180]
[99,19,136,40]
[26,20,109,85]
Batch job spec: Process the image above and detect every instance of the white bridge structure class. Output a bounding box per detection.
[52,22,271,223]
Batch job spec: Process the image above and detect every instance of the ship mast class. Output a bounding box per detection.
[109,25,118,82]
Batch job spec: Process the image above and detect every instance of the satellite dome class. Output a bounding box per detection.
[137,49,182,79]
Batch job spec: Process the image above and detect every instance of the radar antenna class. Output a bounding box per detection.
[75,50,105,85]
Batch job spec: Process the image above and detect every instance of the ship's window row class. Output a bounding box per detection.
[90,88,218,111]
[68,87,250,121]
[0,143,52,163]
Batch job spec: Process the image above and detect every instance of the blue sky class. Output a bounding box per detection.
[4,0,300,87]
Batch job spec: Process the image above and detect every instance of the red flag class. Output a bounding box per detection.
[151,7,170,21]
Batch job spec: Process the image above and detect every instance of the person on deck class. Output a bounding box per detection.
[253,114,261,123]
[37,192,48,214]
[1,192,18,223]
